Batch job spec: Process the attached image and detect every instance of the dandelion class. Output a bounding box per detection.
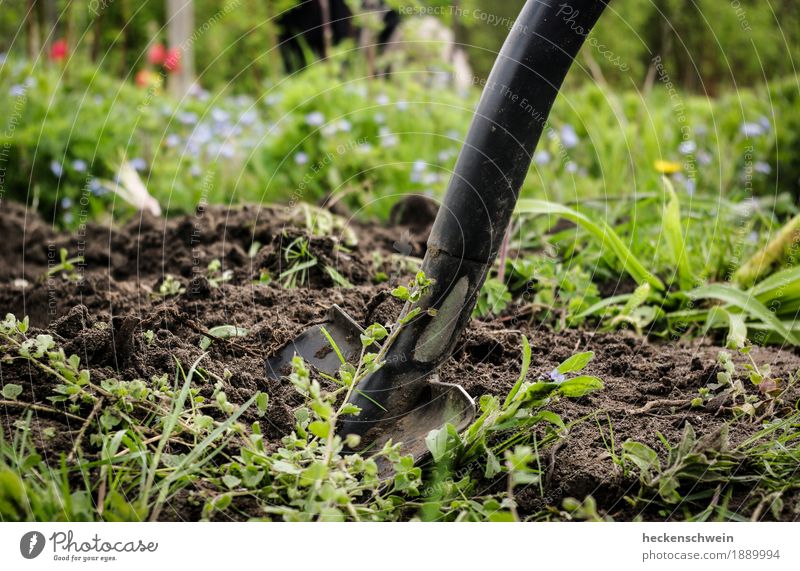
[294,152,309,165]
[560,124,579,149]
[549,369,566,383]
[305,111,325,127]
[533,150,551,165]
[72,159,87,172]
[678,140,697,154]
[754,161,771,175]
[654,159,681,174]
[50,160,64,178]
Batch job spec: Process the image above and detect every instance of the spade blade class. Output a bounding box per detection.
[265,304,364,379]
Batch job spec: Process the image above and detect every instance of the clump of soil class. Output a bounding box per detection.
[1,201,799,521]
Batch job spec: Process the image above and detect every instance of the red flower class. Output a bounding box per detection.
[148,43,166,66]
[50,39,68,61]
[164,48,181,73]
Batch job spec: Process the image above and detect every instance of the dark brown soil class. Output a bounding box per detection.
[1,201,799,521]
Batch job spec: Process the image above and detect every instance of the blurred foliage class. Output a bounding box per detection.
[459,0,800,93]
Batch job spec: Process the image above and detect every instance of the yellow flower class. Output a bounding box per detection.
[654,160,682,174]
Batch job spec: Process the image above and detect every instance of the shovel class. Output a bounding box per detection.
[267,0,609,461]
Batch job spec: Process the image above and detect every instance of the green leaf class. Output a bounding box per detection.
[255,392,269,416]
[425,425,450,462]
[622,440,660,474]
[689,283,799,346]
[222,474,241,489]
[558,375,603,397]
[503,335,531,407]
[703,306,747,349]
[556,351,594,374]
[516,199,665,291]
[308,421,330,439]
[1,383,23,400]
[199,325,249,350]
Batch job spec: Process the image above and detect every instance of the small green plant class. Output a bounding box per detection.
[472,278,512,318]
[157,274,185,297]
[206,259,233,288]
[279,236,317,288]
[46,248,83,282]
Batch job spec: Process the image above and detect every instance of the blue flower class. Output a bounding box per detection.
[61,197,72,209]
[376,93,390,106]
[396,101,409,111]
[560,124,579,149]
[373,112,386,124]
[697,150,712,166]
[50,160,63,177]
[217,143,235,159]
[177,111,198,125]
[684,177,696,195]
[211,108,229,123]
[754,161,771,175]
[239,110,258,125]
[89,178,106,196]
[305,111,325,127]
[740,122,764,137]
[166,134,181,147]
[679,140,697,155]
[129,158,147,171]
[534,150,551,165]
[337,119,352,133]
[190,165,202,177]
[758,116,771,132]
[9,84,25,97]
[72,159,87,172]
[549,369,566,383]
[294,152,309,165]
[565,161,578,174]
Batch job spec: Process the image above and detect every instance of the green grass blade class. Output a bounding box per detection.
[517,199,664,291]
[689,284,799,346]
[662,177,694,289]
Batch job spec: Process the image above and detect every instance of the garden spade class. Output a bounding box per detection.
[267,0,609,462]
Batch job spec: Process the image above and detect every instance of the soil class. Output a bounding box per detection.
[1,200,799,521]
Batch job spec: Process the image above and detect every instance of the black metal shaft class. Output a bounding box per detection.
[340,0,609,441]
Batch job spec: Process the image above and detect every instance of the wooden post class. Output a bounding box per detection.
[166,0,196,98]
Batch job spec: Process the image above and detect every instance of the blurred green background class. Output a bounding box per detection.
[0,0,798,226]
